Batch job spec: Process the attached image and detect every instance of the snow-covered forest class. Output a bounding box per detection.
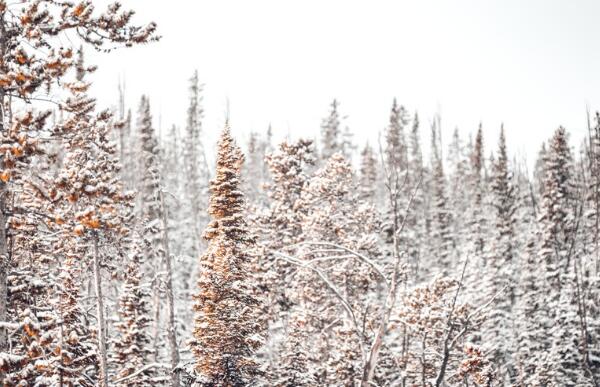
[0,1,599,387]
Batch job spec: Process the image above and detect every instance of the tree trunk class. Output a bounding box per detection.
[0,185,8,387]
[0,188,8,353]
[93,233,109,387]
[361,172,409,387]
[160,190,180,387]
[0,8,8,357]
[360,260,402,387]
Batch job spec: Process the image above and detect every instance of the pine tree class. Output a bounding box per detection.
[43,228,98,386]
[254,139,316,380]
[447,128,470,260]
[320,99,342,161]
[256,139,316,311]
[533,142,548,198]
[50,57,138,387]
[468,124,487,260]
[429,119,453,274]
[173,73,210,355]
[112,242,155,386]
[135,95,165,366]
[358,142,378,203]
[381,100,411,264]
[515,233,548,385]
[548,271,591,387]
[0,4,157,383]
[244,129,271,206]
[189,125,263,386]
[273,307,318,387]
[384,99,409,175]
[538,127,575,302]
[406,112,427,279]
[340,125,356,160]
[484,126,517,382]
[183,70,209,256]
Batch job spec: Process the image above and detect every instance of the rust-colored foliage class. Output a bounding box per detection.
[190,125,263,386]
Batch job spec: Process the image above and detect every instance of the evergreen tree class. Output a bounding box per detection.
[515,233,548,385]
[320,99,342,161]
[0,4,157,385]
[406,112,428,279]
[358,142,378,203]
[189,125,264,386]
[381,99,410,265]
[447,128,470,259]
[340,125,356,160]
[183,70,209,256]
[468,124,487,260]
[50,57,139,387]
[429,119,453,274]
[273,307,317,387]
[538,127,575,302]
[484,126,517,382]
[244,129,271,206]
[112,242,155,386]
[135,95,165,366]
[254,139,316,380]
[384,99,409,175]
[256,139,316,311]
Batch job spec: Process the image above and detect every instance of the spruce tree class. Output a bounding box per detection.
[447,128,470,259]
[183,70,209,256]
[384,99,409,175]
[538,127,575,302]
[135,95,165,366]
[50,57,137,387]
[320,99,342,161]
[468,125,487,260]
[0,4,157,384]
[255,139,316,380]
[406,112,427,280]
[112,242,155,386]
[256,139,316,311]
[189,125,263,386]
[429,119,453,274]
[484,126,517,382]
[358,142,378,203]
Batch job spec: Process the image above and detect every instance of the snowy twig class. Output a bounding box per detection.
[112,362,170,384]
[273,250,366,361]
[295,241,388,286]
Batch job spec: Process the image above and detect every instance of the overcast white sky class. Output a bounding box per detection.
[90,0,600,164]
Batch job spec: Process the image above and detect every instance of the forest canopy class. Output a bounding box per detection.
[0,2,599,387]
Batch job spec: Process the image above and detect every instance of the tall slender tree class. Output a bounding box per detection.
[538,127,575,302]
[321,99,342,161]
[484,126,517,382]
[358,142,378,203]
[112,242,155,386]
[189,125,264,386]
[429,118,453,274]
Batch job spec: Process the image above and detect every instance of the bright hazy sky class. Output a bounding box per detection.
[90,0,600,164]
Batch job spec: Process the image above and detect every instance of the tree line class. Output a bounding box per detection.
[0,1,599,387]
